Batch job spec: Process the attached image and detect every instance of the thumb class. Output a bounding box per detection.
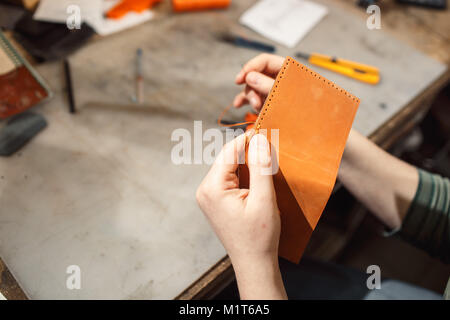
[245,71,275,96]
[247,134,275,199]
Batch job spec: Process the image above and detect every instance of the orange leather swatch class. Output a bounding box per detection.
[239,57,360,263]
[172,0,230,12]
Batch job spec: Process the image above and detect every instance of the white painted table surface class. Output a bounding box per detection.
[0,0,446,299]
[0,58,230,299]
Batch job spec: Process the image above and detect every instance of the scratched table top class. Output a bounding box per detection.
[0,0,446,299]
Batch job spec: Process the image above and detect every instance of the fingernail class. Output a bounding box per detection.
[251,134,270,166]
[250,97,258,107]
[235,71,243,81]
[256,134,268,148]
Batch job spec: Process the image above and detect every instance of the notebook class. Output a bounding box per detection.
[0,30,52,119]
[239,57,360,263]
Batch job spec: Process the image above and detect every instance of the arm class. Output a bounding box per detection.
[234,54,419,230]
[234,54,449,263]
[196,132,287,300]
[338,127,450,262]
[338,129,419,230]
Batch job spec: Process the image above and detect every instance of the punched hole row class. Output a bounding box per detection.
[290,59,359,103]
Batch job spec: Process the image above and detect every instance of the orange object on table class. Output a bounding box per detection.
[172,0,230,12]
[107,0,161,20]
[239,57,360,263]
[244,112,257,131]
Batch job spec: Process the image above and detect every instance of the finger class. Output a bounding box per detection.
[235,54,284,84]
[245,71,275,97]
[247,134,275,199]
[212,131,249,176]
[245,86,263,110]
[233,91,247,108]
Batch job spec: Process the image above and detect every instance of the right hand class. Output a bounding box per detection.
[196,133,287,300]
[233,54,285,112]
[196,132,280,266]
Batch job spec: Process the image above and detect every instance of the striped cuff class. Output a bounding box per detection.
[400,169,450,263]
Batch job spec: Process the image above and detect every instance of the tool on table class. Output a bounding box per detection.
[217,32,275,53]
[63,59,76,114]
[134,48,144,104]
[173,0,230,12]
[357,0,380,8]
[0,111,47,156]
[0,30,52,119]
[295,51,380,85]
[0,30,50,156]
[217,105,257,131]
[396,0,447,9]
[106,0,161,20]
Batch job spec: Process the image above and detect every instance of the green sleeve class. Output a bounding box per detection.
[400,169,450,263]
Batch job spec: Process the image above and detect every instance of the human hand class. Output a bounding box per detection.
[233,54,285,112]
[196,132,286,299]
[196,132,280,264]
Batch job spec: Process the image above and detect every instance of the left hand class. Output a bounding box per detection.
[233,54,284,112]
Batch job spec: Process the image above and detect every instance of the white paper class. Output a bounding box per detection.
[0,292,6,300]
[92,1,154,36]
[240,0,328,48]
[33,0,153,36]
[34,0,102,25]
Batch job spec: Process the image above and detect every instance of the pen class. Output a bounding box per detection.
[63,59,76,114]
[218,33,275,53]
[136,48,144,104]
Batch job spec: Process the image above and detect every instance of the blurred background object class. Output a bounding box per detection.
[3,0,39,10]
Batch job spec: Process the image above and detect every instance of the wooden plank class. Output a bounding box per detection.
[333,0,450,65]
[370,69,450,147]
[0,258,27,300]
[176,256,233,300]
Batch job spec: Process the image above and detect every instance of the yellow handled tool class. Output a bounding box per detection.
[296,52,380,85]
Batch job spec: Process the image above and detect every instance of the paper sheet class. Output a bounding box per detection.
[33,0,102,25]
[33,0,154,36]
[93,1,154,36]
[0,48,16,75]
[240,0,328,48]
[0,292,5,300]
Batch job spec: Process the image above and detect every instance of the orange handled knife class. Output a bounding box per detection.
[296,52,380,85]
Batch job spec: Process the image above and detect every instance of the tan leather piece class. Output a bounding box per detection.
[239,57,360,263]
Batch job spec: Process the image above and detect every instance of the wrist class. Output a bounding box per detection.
[338,129,362,179]
[231,253,287,300]
[341,129,357,162]
[231,252,279,276]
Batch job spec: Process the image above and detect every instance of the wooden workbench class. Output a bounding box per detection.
[175,0,450,299]
[1,0,449,299]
